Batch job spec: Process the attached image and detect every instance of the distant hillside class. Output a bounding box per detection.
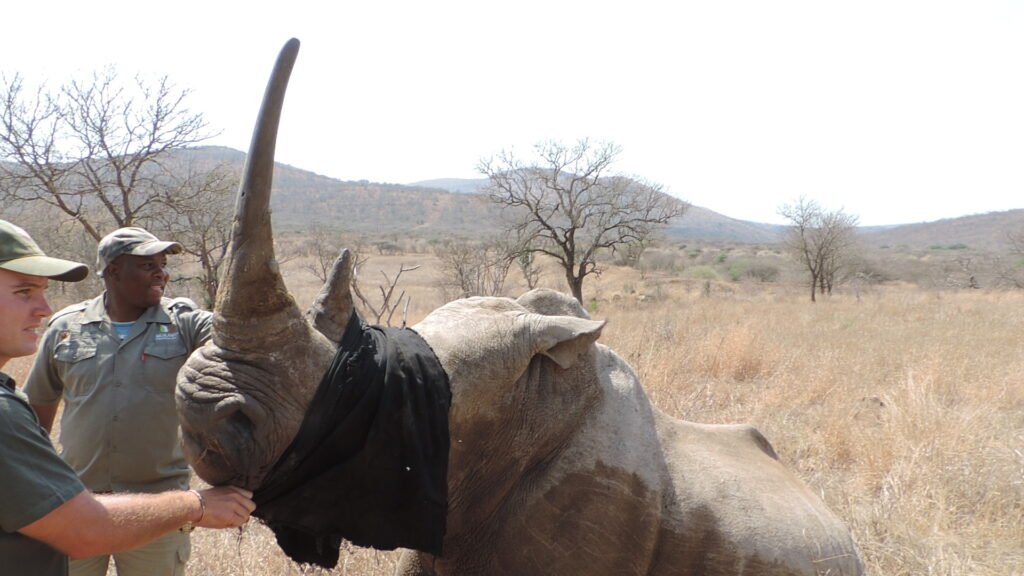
[411,178,490,194]
[269,167,498,235]
[665,205,784,244]
[170,147,1021,247]
[178,148,500,236]
[859,210,1024,251]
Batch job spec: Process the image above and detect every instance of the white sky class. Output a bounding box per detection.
[4,1,1022,225]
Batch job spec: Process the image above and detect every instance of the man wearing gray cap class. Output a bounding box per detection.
[0,220,254,576]
[24,227,214,576]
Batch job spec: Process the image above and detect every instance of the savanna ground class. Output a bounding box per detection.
[7,248,1022,576]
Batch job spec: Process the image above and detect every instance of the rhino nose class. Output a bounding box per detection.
[207,393,266,430]
[180,396,261,488]
[205,396,264,450]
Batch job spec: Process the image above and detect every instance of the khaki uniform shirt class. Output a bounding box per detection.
[23,294,213,494]
[0,372,85,576]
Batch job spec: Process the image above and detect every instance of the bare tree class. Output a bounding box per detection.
[613,238,649,269]
[0,69,212,240]
[304,225,343,283]
[516,250,543,290]
[479,139,687,303]
[994,230,1024,289]
[613,234,662,280]
[150,160,237,309]
[779,197,859,302]
[302,225,370,284]
[1009,230,1024,254]
[352,263,420,327]
[436,237,516,300]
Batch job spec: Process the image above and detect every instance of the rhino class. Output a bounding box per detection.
[175,39,864,576]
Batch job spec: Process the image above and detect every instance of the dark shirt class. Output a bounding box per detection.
[0,372,86,576]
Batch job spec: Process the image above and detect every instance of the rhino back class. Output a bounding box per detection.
[651,417,864,575]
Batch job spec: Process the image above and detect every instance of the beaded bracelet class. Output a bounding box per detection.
[181,489,206,532]
[190,489,206,523]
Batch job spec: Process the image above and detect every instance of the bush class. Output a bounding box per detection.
[727,262,747,282]
[745,263,780,282]
[688,265,719,280]
[643,250,682,273]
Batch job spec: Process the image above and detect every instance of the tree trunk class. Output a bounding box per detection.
[568,273,585,304]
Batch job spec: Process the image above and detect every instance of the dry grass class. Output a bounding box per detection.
[9,257,1022,575]
[596,283,1024,576]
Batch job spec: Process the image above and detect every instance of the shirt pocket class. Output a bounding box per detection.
[142,335,190,398]
[53,335,100,398]
[53,336,98,364]
[143,335,189,360]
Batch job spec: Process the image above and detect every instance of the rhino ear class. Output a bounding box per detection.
[532,316,605,369]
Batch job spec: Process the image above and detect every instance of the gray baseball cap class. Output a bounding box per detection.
[0,220,89,282]
[97,227,183,276]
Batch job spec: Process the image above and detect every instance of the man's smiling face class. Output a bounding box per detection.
[108,253,170,310]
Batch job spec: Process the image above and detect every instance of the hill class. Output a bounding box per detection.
[665,205,784,244]
[411,178,490,194]
[858,210,1024,251]
[176,147,1021,248]
[182,148,499,236]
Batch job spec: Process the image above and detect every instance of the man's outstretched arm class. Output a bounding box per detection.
[19,486,255,559]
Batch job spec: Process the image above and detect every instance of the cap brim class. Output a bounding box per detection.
[0,255,89,282]
[129,240,184,257]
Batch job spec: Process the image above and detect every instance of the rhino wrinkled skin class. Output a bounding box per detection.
[175,39,864,576]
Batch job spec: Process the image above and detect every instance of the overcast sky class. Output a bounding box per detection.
[4,1,1022,225]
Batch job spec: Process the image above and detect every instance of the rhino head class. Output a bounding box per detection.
[175,39,341,488]
[175,39,605,493]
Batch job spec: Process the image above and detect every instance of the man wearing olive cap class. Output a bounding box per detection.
[24,227,214,576]
[0,221,255,576]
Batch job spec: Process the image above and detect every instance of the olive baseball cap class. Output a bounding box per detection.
[96,227,183,276]
[0,220,89,282]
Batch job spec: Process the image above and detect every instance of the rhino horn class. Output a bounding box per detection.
[305,248,356,344]
[214,38,306,351]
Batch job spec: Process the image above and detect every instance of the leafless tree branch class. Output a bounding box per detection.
[479,139,687,303]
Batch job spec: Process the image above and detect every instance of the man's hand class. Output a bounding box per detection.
[194,486,256,529]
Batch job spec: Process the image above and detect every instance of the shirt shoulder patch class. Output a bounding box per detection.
[166,297,199,313]
[46,302,89,327]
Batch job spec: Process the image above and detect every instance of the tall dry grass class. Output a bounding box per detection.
[8,259,1020,575]
[597,283,1024,576]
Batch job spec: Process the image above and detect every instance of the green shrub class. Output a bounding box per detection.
[727,262,747,282]
[688,265,719,280]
